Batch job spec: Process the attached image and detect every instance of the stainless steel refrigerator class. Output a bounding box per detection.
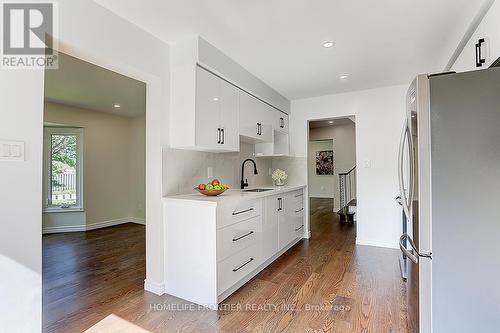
[398,67,500,333]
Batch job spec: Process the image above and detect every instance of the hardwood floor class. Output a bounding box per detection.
[43,199,408,332]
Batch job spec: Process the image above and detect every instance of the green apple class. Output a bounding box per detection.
[205,184,214,190]
[214,185,222,190]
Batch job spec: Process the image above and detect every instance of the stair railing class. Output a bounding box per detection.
[339,166,356,208]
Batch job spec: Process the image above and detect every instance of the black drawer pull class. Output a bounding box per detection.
[232,231,254,242]
[295,225,304,232]
[295,208,304,213]
[294,193,304,198]
[232,208,254,215]
[476,38,486,67]
[233,258,254,272]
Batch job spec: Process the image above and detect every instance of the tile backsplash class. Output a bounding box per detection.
[163,143,273,196]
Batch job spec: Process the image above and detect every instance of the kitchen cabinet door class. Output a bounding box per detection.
[278,196,295,250]
[239,91,272,142]
[219,78,239,151]
[263,196,279,261]
[196,66,222,149]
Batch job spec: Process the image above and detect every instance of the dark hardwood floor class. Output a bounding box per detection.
[43,199,407,332]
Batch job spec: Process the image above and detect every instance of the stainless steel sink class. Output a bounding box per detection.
[243,188,274,192]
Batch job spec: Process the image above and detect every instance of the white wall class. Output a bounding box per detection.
[43,102,145,231]
[0,68,44,333]
[290,84,407,249]
[129,115,146,219]
[0,1,170,331]
[308,123,357,208]
[307,140,334,198]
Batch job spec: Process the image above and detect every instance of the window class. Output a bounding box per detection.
[43,127,84,212]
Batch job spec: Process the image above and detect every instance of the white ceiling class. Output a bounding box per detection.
[94,0,484,100]
[44,52,146,117]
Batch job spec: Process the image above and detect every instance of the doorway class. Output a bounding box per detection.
[42,52,147,332]
[307,117,357,234]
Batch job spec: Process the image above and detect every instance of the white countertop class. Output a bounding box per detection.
[163,184,306,206]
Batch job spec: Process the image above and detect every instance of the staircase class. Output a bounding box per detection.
[338,166,356,223]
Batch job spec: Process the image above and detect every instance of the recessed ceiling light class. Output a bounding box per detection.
[213,97,219,101]
[328,120,334,124]
[340,75,349,80]
[323,41,335,48]
[113,104,121,108]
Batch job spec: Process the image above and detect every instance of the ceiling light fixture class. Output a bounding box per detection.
[340,75,349,80]
[113,104,121,108]
[323,41,335,48]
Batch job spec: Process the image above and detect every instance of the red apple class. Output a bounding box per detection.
[211,179,220,186]
[198,183,206,190]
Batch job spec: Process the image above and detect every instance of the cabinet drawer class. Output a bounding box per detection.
[217,215,260,262]
[217,243,260,295]
[291,190,305,207]
[217,199,262,229]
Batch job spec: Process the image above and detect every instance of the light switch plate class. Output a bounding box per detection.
[0,141,25,161]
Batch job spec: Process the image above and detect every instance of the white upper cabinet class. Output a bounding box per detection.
[239,91,273,143]
[170,36,291,153]
[194,67,239,152]
[452,1,500,72]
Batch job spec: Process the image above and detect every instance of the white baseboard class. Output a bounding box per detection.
[42,224,87,233]
[43,217,145,234]
[128,217,146,225]
[144,279,165,295]
[355,238,398,249]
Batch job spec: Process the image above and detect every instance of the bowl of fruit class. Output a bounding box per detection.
[195,179,229,196]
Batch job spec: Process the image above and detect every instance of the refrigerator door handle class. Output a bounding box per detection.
[399,234,419,264]
[398,123,412,221]
[407,119,415,213]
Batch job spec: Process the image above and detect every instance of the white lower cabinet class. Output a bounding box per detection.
[164,187,306,309]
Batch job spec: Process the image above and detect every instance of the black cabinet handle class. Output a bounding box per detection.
[476,38,486,67]
[221,128,225,144]
[232,231,254,242]
[295,208,304,213]
[217,128,221,144]
[277,197,282,211]
[280,117,284,128]
[232,208,254,215]
[233,257,254,272]
[256,123,262,136]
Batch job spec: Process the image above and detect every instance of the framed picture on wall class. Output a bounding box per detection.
[316,150,334,175]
